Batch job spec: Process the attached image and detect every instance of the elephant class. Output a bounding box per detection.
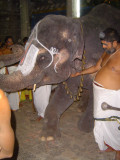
[0,3,120,141]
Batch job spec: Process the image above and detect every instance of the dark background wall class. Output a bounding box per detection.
[0,0,20,42]
[0,0,119,43]
[0,0,66,43]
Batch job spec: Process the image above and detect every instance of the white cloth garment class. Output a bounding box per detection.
[0,67,6,74]
[7,92,20,110]
[93,82,120,150]
[7,66,21,110]
[33,85,52,118]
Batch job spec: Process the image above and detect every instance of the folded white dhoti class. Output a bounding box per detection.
[33,85,52,118]
[7,66,21,110]
[93,82,120,151]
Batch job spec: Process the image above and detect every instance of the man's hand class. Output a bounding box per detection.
[70,72,81,78]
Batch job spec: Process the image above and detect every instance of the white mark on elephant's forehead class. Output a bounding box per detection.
[17,44,39,76]
[38,48,46,54]
[60,30,69,39]
[58,49,69,63]
[53,49,69,72]
[60,30,72,42]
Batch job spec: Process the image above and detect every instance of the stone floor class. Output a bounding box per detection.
[8,99,115,160]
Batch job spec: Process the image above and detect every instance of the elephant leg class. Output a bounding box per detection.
[77,89,89,112]
[78,87,94,132]
[41,84,73,141]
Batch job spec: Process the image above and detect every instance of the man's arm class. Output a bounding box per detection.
[0,89,14,159]
[70,52,106,77]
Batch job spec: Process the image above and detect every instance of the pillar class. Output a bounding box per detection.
[20,0,30,40]
[67,0,81,18]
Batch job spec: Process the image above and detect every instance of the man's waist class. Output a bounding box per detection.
[94,116,120,121]
[93,81,103,88]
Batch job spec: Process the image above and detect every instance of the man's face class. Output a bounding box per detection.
[101,40,116,54]
[6,38,13,48]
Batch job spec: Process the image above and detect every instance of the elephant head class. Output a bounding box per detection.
[0,15,84,92]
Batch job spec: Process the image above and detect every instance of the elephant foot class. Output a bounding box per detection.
[40,122,61,142]
[41,136,54,142]
[40,130,61,142]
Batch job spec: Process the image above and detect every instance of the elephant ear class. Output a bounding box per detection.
[72,48,84,61]
[71,39,85,71]
[71,20,85,71]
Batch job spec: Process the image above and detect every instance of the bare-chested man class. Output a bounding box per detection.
[71,28,120,160]
[0,89,14,159]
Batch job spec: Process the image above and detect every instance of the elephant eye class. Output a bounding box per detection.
[37,53,51,67]
[40,56,45,60]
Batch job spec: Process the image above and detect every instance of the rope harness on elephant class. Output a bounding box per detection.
[62,22,86,101]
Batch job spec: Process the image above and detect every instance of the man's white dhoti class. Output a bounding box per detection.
[93,82,120,151]
[33,85,52,118]
[7,66,20,110]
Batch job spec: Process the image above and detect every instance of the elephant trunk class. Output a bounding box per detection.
[0,70,36,92]
[0,45,25,68]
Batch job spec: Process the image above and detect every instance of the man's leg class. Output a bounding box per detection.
[105,143,120,160]
[115,151,120,160]
[105,143,114,152]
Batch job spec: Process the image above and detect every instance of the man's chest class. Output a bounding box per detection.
[105,53,120,73]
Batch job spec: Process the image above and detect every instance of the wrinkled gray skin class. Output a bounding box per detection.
[0,4,120,140]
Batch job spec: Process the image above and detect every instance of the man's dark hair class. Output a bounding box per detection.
[4,36,13,43]
[23,37,28,44]
[99,28,120,43]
